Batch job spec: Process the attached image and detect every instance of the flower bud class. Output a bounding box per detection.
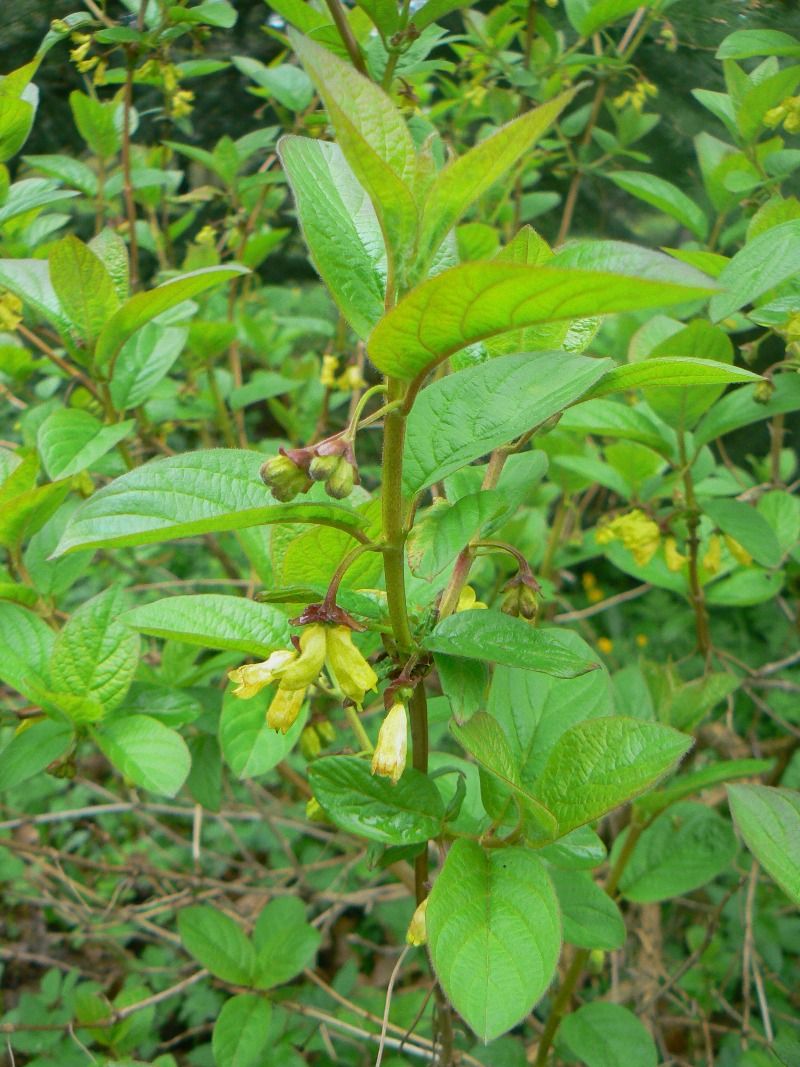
[325,625,377,704]
[308,454,340,482]
[260,453,308,502]
[325,456,355,500]
[406,897,429,946]
[266,686,305,734]
[371,702,408,785]
[754,379,775,405]
[316,720,337,746]
[299,725,322,760]
[702,533,722,576]
[501,581,539,621]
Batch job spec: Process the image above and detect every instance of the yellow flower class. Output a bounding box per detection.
[77,56,99,73]
[725,535,752,567]
[227,648,298,699]
[406,897,429,946]
[664,536,687,573]
[598,637,614,655]
[702,534,722,576]
[278,625,328,690]
[456,585,488,612]
[371,702,408,785]
[267,686,305,734]
[325,625,378,703]
[635,633,648,648]
[320,353,339,388]
[70,40,91,63]
[170,90,195,119]
[336,364,367,391]
[0,292,23,331]
[596,510,660,566]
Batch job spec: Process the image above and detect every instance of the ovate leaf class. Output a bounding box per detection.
[252,898,321,989]
[48,235,120,344]
[710,219,800,322]
[0,719,74,791]
[37,409,135,480]
[548,868,625,950]
[427,839,560,1042]
[95,714,191,797]
[122,595,290,657]
[212,995,272,1067]
[607,171,708,240]
[54,450,367,555]
[559,1002,657,1067]
[585,357,759,400]
[728,784,800,905]
[178,905,255,984]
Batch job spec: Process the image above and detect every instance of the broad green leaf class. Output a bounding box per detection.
[701,497,782,568]
[558,399,675,454]
[308,755,444,845]
[0,600,53,702]
[717,30,800,60]
[539,826,607,871]
[37,409,135,480]
[585,357,758,400]
[49,587,139,719]
[94,265,249,373]
[0,95,36,163]
[531,718,693,836]
[414,89,577,275]
[89,227,130,300]
[0,258,73,335]
[728,784,800,905]
[706,567,783,607]
[95,714,191,797]
[178,905,255,984]
[290,32,418,264]
[407,492,508,580]
[24,500,93,599]
[0,478,71,550]
[353,0,399,35]
[171,0,238,28]
[412,0,472,29]
[607,171,708,240]
[233,57,314,110]
[122,595,290,657]
[427,839,560,1043]
[548,869,625,950]
[252,898,321,989]
[735,64,800,141]
[69,91,122,157]
[616,802,737,902]
[212,995,272,1067]
[710,220,800,322]
[425,610,599,679]
[0,178,77,227]
[695,374,800,447]
[636,758,772,818]
[564,0,657,35]
[451,713,557,842]
[0,719,74,791]
[369,250,716,379]
[488,650,612,787]
[403,352,611,493]
[54,450,367,555]
[559,1002,657,1067]
[110,323,187,410]
[48,236,120,344]
[279,136,385,339]
[219,689,308,780]
[435,654,490,722]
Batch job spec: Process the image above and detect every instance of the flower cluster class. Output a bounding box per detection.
[765,96,800,135]
[260,435,358,503]
[596,509,661,566]
[228,622,377,734]
[613,78,658,113]
[319,353,366,392]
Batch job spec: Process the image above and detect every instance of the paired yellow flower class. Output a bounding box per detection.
[406,897,429,946]
[371,702,408,785]
[596,509,660,567]
[664,536,688,573]
[228,623,377,734]
[456,585,488,612]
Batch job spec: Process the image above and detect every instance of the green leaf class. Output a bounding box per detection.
[234,57,313,110]
[585,357,758,400]
[728,784,800,905]
[414,89,577,275]
[95,714,191,797]
[170,1,238,27]
[427,839,560,1043]
[564,0,657,35]
[0,719,74,791]
[290,31,418,265]
[178,905,255,984]
[353,0,399,35]
[710,220,800,322]
[635,758,772,818]
[411,0,472,29]
[450,713,557,842]
[735,64,800,141]
[69,91,122,158]
[50,586,140,719]
[252,898,321,989]
[559,1002,657,1067]
[110,323,187,410]
[531,718,693,836]
[558,398,674,454]
[0,478,71,551]
[54,450,367,555]
[695,374,800,447]
[0,95,36,163]
[701,497,783,569]
[0,258,74,336]
[548,869,625,950]
[616,802,737,903]
[369,250,716,380]
[47,236,120,344]
[408,492,509,580]
[219,689,308,780]
[0,600,54,702]
[717,30,800,60]
[279,136,385,339]
[37,409,135,480]
[94,265,249,374]
[607,171,708,240]
[122,595,290,657]
[403,352,610,494]
[0,178,77,227]
[212,995,272,1067]
[424,611,600,679]
[308,755,444,845]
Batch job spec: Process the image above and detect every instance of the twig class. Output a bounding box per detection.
[376,946,410,1067]
[554,583,652,621]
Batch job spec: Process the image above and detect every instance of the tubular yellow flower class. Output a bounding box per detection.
[725,535,752,567]
[320,353,339,387]
[596,510,660,567]
[325,625,377,704]
[456,585,488,612]
[371,702,408,785]
[664,536,688,572]
[703,534,722,576]
[228,648,298,699]
[266,685,305,734]
[406,897,429,946]
[278,624,327,690]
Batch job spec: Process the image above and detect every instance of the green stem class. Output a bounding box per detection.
[344,705,373,753]
[324,0,368,75]
[346,383,389,439]
[678,430,711,660]
[381,378,414,653]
